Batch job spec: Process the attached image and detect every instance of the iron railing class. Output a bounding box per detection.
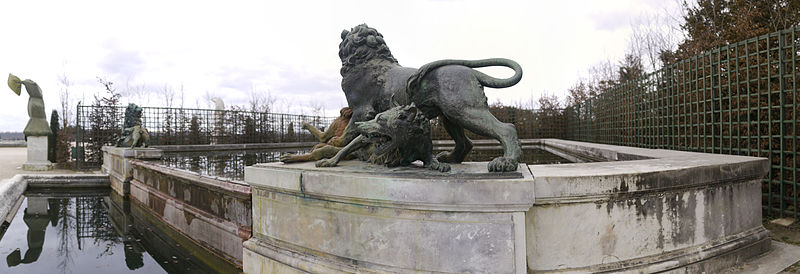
[563,27,800,218]
[74,103,564,169]
[75,104,335,169]
[429,106,567,140]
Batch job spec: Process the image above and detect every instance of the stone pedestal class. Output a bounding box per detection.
[22,136,53,171]
[102,146,162,196]
[243,161,534,274]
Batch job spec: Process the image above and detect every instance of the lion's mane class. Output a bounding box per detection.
[339,24,398,76]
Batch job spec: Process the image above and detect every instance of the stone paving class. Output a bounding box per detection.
[0,147,87,182]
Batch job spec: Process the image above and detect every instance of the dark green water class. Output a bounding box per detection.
[0,189,233,274]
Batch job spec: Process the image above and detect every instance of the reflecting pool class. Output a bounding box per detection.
[154,146,579,181]
[0,189,237,274]
[158,148,309,181]
[435,145,577,165]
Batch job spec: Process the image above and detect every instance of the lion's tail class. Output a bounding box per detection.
[406,58,523,92]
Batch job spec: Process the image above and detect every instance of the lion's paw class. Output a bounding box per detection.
[488,157,518,172]
[436,151,460,163]
[315,158,337,168]
[429,160,451,173]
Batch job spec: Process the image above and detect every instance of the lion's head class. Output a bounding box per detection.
[339,24,398,76]
[122,103,143,128]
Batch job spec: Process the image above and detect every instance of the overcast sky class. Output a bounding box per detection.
[0,0,683,131]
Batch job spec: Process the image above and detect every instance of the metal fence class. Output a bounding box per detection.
[75,104,335,169]
[74,102,565,169]
[430,106,567,140]
[563,27,800,218]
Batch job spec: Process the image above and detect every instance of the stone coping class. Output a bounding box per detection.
[0,141,26,147]
[530,139,769,202]
[245,161,535,212]
[102,146,163,159]
[130,160,251,196]
[153,142,318,152]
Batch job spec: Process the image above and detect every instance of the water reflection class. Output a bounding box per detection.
[6,197,48,267]
[0,189,236,274]
[158,147,569,181]
[436,147,573,165]
[158,148,309,181]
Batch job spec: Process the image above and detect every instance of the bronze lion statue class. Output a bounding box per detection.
[116,103,150,148]
[334,24,523,172]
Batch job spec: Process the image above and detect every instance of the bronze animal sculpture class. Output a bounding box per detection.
[336,24,523,172]
[7,74,52,137]
[116,103,150,148]
[280,107,353,163]
[316,103,450,172]
[304,107,352,146]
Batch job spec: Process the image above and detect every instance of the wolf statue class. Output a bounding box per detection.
[116,103,150,148]
[315,103,450,172]
[333,24,523,172]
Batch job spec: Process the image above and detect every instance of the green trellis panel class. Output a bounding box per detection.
[563,27,800,218]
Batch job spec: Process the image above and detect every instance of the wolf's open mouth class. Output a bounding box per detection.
[367,132,394,155]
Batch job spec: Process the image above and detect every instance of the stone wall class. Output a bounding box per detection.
[243,161,534,273]
[129,160,252,267]
[527,139,770,273]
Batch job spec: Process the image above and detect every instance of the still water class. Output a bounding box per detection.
[156,146,574,181]
[445,146,573,165]
[0,189,236,274]
[158,148,309,181]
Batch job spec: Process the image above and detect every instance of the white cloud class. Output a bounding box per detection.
[0,0,683,131]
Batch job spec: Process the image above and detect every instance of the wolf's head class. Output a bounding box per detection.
[356,103,428,157]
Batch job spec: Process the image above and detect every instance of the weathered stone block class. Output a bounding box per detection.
[244,161,534,273]
[102,146,162,195]
[527,139,771,273]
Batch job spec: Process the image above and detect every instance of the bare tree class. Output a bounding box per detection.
[766,0,800,31]
[58,72,72,128]
[307,100,325,118]
[536,92,562,111]
[628,11,681,72]
[161,84,175,108]
[179,84,185,108]
[566,80,594,107]
[587,59,618,95]
[265,90,277,113]
[247,84,278,113]
[120,80,152,106]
